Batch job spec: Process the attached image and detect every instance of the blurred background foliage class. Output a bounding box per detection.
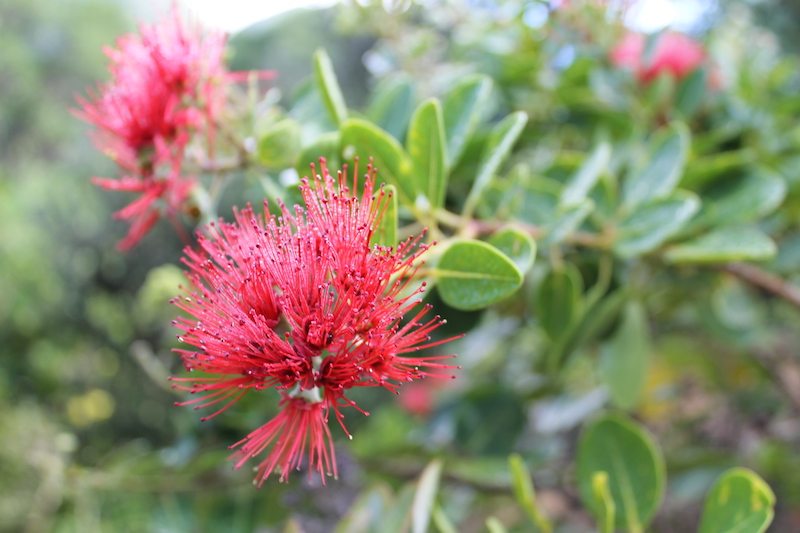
[4,0,800,532]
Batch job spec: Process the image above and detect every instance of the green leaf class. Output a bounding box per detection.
[599,301,651,410]
[591,472,615,533]
[296,132,342,177]
[462,111,528,219]
[664,227,777,264]
[412,459,443,533]
[509,454,553,533]
[560,142,612,209]
[407,98,447,213]
[698,468,775,533]
[515,173,560,226]
[442,75,493,169]
[436,240,523,311]
[371,185,398,248]
[613,191,700,258]
[688,170,786,231]
[550,287,628,370]
[485,517,508,533]
[382,484,416,533]
[644,71,676,112]
[432,506,458,533]
[333,485,391,533]
[577,414,666,533]
[283,518,304,533]
[257,118,302,168]
[313,48,348,126]
[341,118,417,209]
[622,123,690,212]
[536,263,583,342]
[366,74,415,141]
[675,67,707,117]
[680,149,755,189]
[546,199,595,246]
[487,226,537,274]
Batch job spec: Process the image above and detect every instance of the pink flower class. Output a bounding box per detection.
[610,32,706,84]
[74,6,229,250]
[171,160,458,485]
[398,380,437,417]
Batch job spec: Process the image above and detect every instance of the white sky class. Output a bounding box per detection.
[177,0,706,36]
[180,0,336,33]
[625,0,709,33]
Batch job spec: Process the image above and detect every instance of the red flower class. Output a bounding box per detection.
[171,160,458,485]
[610,32,706,84]
[74,5,229,250]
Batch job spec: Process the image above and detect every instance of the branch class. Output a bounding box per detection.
[434,209,612,249]
[721,262,800,310]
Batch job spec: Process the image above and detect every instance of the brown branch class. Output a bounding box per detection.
[197,156,247,174]
[434,209,612,249]
[721,262,800,310]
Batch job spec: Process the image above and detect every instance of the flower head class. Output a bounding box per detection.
[171,159,458,485]
[610,32,706,85]
[74,5,229,250]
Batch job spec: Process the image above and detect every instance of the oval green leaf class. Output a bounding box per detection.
[665,227,777,264]
[296,131,342,177]
[560,142,612,209]
[436,240,523,310]
[258,118,302,168]
[622,122,690,212]
[341,118,417,209]
[462,111,528,219]
[698,468,775,533]
[675,67,707,117]
[680,149,755,189]
[546,199,595,246]
[407,98,447,213]
[313,48,348,126]
[614,191,700,258]
[366,74,415,141]
[487,226,537,275]
[599,301,651,410]
[577,413,666,533]
[442,74,493,169]
[688,169,786,232]
[550,288,628,370]
[515,173,560,226]
[536,263,583,342]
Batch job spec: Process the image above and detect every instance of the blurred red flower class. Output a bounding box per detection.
[171,160,458,485]
[610,32,706,84]
[74,5,228,250]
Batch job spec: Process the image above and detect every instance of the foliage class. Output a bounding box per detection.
[5,0,800,531]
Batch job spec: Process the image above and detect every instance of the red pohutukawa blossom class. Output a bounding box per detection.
[75,6,273,250]
[171,159,458,485]
[610,32,706,85]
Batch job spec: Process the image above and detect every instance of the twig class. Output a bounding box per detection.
[434,209,611,248]
[721,262,800,310]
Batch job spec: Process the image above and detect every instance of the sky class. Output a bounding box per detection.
[180,0,336,33]
[177,0,707,35]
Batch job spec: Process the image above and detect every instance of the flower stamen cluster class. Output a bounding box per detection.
[74,6,232,250]
[171,159,458,485]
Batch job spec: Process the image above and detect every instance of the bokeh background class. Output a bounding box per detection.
[4,0,800,531]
